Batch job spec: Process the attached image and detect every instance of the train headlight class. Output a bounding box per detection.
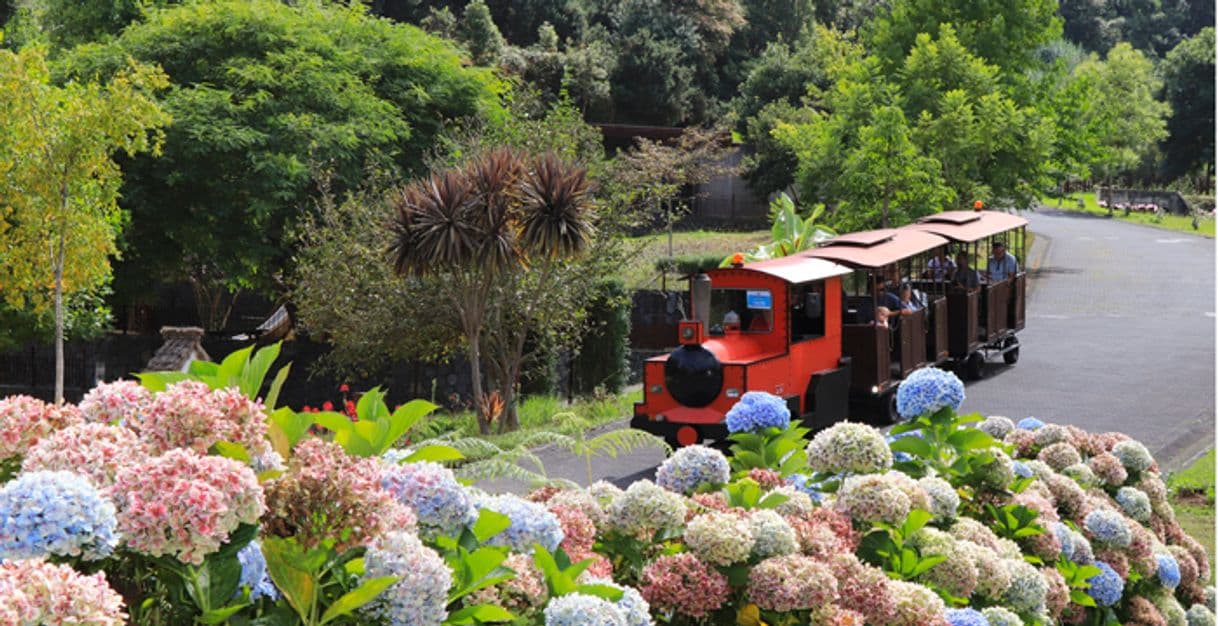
[725,388,740,398]
[655,414,666,422]
[649,385,663,394]
[870,385,880,394]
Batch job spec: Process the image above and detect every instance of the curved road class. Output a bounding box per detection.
[490,210,1215,492]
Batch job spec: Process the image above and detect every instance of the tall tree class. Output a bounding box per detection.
[57,0,503,330]
[0,45,168,403]
[459,0,506,65]
[1160,27,1215,182]
[389,149,596,434]
[1073,42,1171,183]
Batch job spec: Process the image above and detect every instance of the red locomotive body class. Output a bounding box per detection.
[631,255,854,448]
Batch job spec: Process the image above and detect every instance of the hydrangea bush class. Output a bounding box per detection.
[0,369,1213,626]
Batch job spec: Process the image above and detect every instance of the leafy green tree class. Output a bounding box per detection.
[866,0,1062,73]
[14,0,174,49]
[459,0,506,65]
[1073,42,1171,182]
[57,0,503,330]
[1160,28,1215,181]
[606,27,697,124]
[0,45,169,403]
[484,0,588,46]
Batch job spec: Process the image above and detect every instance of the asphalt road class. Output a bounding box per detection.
[487,210,1216,492]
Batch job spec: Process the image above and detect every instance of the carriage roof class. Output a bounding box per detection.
[903,210,1028,243]
[806,228,949,269]
[726,254,853,284]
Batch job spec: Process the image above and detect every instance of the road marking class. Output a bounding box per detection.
[1103,236,1119,240]
[1031,314,1070,319]
[1156,238,1188,243]
[1077,236,1094,241]
[1205,312,1216,318]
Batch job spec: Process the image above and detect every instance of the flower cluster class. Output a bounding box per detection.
[978,416,1015,439]
[20,423,149,489]
[468,553,547,612]
[919,475,960,521]
[685,511,753,565]
[1087,561,1124,607]
[78,380,152,425]
[237,541,279,600]
[1112,440,1154,473]
[749,509,798,559]
[0,470,117,561]
[477,494,564,553]
[109,449,264,564]
[263,439,414,553]
[0,395,82,462]
[655,444,730,494]
[544,593,628,626]
[584,578,652,626]
[639,553,729,618]
[136,382,270,458]
[0,559,127,626]
[835,472,920,524]
[725,391,791,433]
[381,461,477,539]
[362,531,452,626]
[607,480,686,538]
[1085,509,1133,547]
[895,367,964,419]
[806,422,893,474]
[747,554,837,612]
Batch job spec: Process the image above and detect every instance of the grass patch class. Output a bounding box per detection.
[1168,448,1216,578]
[1041,192,1215,237]
[619,229,771,289]
[420,388,643,450]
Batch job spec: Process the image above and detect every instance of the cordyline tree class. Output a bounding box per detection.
[0,44,168,404]
[389,148,595,434]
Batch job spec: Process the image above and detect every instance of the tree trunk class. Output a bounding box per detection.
[53,228,66,405]
[881,189,891,229]
[468,332,489,435]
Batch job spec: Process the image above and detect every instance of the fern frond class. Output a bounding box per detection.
[483,445,549,475]
[456,458,549,485]
[517,431,579,453]
[416,436,507,461]
[586,429,671,458]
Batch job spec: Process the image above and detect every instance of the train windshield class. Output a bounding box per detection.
[708,288,772,335]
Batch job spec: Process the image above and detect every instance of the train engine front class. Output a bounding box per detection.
[631,256,854,448]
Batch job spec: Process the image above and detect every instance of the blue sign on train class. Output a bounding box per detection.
[746,290,772,310]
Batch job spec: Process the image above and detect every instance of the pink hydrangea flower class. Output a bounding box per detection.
[21,423,149,489]
[0,395,83,462]
[0,558,126,625]
[137,382,270,458]
[747,554,838,612]
[78,380,152,425]
[108,448,265,565]
[639,553,729,618]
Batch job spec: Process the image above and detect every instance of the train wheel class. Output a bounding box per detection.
[965,351,987,380]
[1002,337,1020,364]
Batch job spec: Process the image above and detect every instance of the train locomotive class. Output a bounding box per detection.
[631,210,1028,448]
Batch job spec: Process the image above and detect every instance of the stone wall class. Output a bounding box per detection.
[1097,188,1193,215]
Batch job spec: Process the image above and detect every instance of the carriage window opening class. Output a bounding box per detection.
[790,282,825,342]
[708,288,772,335]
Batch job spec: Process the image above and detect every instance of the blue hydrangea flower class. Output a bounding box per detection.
[363,531,452,626]
[237,540,280,600]
[945,608,990,626]
[656,445,730,495]
[1017,417,1045,430]
[1157,553,1182,589]
[724,392,790,433]
[544,593,627,626]
[584,579,650,626]
[1049,522,1075,558]
[895,367,964,419]
[1116,487,1153,522]
[1084,509,1132,547]
[785,474,824,502]
[1086,561,1124,607]
[1013,461,1034,478]
[382,462,478,539]
[0,470,117,561]
[477,494,564,553]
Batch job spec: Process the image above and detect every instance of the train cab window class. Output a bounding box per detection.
[708,288,772,335]
[790,282,825,342]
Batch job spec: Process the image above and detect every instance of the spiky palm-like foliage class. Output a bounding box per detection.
[387,148,597,434]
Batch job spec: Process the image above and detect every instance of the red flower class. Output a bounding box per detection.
[302,405,314,413]
[322,401,334,411]
[344,400,357,418]
[339,384,350,393]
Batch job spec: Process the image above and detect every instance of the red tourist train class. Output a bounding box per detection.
[631,210,1028,448]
